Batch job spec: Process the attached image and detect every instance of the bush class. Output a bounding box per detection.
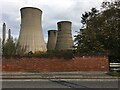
[11,50,75,59]
[47,50,74,59]
[109,55,120,63]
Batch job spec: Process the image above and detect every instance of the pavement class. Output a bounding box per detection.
[2,72,119,89]
[1,71,119,79]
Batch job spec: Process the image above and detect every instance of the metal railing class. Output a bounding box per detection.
[110,63,120,71]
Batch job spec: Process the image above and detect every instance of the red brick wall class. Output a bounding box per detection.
[2,56,109,72]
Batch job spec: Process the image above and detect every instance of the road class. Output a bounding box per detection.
[2,79,119,89]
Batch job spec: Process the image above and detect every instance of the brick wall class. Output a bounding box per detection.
[2,56,109,72]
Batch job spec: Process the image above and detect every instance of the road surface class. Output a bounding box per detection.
[2,79,119,89]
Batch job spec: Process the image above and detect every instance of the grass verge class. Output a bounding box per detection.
[107,71,120,77]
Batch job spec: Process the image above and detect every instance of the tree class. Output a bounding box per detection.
[81,8,99,28]
[75,0,120,62]
[75,8,105,55]
[2,37,16,57]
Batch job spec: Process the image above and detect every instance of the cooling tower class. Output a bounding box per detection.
[18,7,47,53]
[47,30,57,50]
[55,21,73,50]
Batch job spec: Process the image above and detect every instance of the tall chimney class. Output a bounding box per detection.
[2,23,6,45]
[8,29,11,40]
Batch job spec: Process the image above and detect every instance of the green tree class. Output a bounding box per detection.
[81,8,99,28]
[2,37,16,57]
[75,8,105,54]
[98,0,120,57]
[75,0,120,62]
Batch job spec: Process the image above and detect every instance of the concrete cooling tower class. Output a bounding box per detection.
[47,30,57,50]
[18,7,47,53]
[55,21,73,50]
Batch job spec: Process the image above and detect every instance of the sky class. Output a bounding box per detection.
[0,0,105,43]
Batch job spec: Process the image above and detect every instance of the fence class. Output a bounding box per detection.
[110,63,120,72]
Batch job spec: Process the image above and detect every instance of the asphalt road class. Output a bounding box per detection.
[2,79,119,89]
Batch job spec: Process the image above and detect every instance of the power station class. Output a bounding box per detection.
[17,7,47,53]
[47,30,57,50]
[2,7,74,54]
[55,21,73,50]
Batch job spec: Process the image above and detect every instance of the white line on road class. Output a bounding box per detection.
[1,79,118,82]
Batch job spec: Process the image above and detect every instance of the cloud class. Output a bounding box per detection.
[0,0,103,42]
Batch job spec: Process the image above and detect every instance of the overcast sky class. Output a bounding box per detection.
[0,0,104,42]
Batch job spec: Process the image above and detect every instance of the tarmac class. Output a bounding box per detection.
[1,71,119,80]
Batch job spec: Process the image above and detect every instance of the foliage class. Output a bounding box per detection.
[53,50,74,59]
[109,55,120,63]
[107,71,120,77]
[74,8,106,54]
[14,49,74,59]
[17,50,74,59]
[2,37,16,58]
[74,0,120,62]
[35,50,74,59]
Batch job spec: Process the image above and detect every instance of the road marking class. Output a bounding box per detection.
[1,78,118,82]
[2,79,50,81]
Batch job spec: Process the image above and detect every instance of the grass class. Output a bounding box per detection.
[107,71,120,77]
